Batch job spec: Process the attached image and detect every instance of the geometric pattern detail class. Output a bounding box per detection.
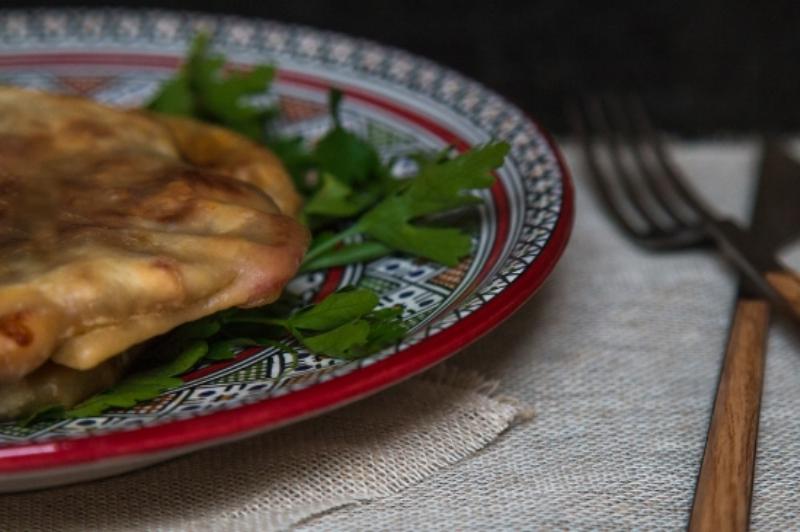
[365,122,417,151]
[431,258,473,290]
[0,9,565,445]
[56,75,113,96]
[278,95,326,124]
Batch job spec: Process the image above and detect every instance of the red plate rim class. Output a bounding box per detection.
[0,54,574,474]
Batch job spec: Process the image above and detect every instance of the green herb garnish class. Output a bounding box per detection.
[301,142,509,269]
[311,89,383,186]
[22,289,406,424]
[147,35,509,271]
[221,288,405,359]
[20,34,509,424]
[147,33,276,140]
[66,341,210,418]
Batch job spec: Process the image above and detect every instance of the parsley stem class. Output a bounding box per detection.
[299,241,392,273]
[222,316,287,328]
[301,223,362,266]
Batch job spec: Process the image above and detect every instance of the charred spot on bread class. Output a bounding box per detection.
[0,312,33,347]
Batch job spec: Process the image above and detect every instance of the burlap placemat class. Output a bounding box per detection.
[297,141,800,530]
[3,366,532,531]
[9,141,798,530]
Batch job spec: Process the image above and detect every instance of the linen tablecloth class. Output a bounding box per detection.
[299,140,800,530]
[6,141,800,529]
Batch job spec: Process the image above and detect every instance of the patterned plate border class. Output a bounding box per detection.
[0,9,574,476]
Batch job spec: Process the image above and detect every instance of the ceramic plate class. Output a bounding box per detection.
[0,9,573,491]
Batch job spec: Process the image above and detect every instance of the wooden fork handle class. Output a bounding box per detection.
[766,269,800,317]
[689,299,770,532]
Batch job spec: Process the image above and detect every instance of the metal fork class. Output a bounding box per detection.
[569,95,792,531]
[567,94,798,318]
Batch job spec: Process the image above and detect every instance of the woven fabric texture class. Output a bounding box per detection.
[298,141,800,530]
[5,141,799,530]
[4,367,531,531]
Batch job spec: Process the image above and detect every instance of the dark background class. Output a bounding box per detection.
[6,1,800,136]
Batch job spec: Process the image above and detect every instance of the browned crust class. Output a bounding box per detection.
[0,87,307,385]
[0,312,33,347]
[143,112,303,217]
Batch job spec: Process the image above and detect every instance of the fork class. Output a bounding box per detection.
[568,94,800,319]
[567,94,796,531]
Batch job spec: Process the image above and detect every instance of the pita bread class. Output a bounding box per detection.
[0,87,307,411]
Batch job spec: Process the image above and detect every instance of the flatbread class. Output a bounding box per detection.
[0,87,308,391]
[0,352,138,420]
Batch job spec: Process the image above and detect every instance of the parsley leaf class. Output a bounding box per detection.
[147,33,275,141]
[360,204,471,266]
[298,320,371,358]
[222,288,405,359]
[355,307,407,356]
[304,174,375,218]
[357,142,508,265]
[312,89,382,185]
[401,145,504,215]
[146,76,193,115]
[65,340,209,418]
[288,289,405,358]
[287,288,379,331]
[205,337,258,361]
[267,135,316,193]
[21,288,407,424]
[301,142,510,269]
[301,90,389,227]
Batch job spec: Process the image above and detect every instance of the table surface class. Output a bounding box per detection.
[296,140,800,530]
[4,140,798,530]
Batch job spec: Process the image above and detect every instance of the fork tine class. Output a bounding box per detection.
[567,99,650,239]
[605,94,700,227]
[584,94,668,232]
[627,94,718,221]
[570,95,711,250]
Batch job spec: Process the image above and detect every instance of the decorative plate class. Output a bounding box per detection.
[0,9,573,491]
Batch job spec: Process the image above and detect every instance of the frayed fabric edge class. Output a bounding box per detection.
[422,364,535,425]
